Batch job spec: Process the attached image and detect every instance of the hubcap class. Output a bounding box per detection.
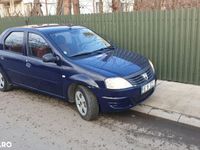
[0,73,5,89]
[75,91,87,116]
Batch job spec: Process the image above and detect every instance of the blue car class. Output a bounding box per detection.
[0,24,156,120]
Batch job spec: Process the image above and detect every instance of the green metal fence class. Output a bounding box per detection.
[0,8,200,85]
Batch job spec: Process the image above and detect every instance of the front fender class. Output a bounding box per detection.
[69,74,99,88]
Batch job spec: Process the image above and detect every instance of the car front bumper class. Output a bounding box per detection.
[92,81,156,112]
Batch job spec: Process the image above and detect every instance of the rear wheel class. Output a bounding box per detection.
[75,85,99,121]
[0,71,12,92]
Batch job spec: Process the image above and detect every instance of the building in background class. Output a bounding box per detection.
[57,0,134,15]
[80,0,134,14]
[0,0,199,17]
[0,0,134,17]
[0,0,26,17]
[0,0,56,17]
[23,0,56,16]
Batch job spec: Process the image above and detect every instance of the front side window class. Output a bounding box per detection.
[28,33,52,59]
[4,32,24,54]
[49,28,111,57]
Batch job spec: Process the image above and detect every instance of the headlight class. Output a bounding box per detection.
[105,77,133,89]
[149,60,155,72]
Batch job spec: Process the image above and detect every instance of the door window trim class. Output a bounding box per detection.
[27,32,54,60]
[3,31,25,55]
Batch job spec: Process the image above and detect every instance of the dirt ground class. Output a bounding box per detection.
[0,88,199,150]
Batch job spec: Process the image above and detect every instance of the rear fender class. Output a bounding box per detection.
[0,64,12,84]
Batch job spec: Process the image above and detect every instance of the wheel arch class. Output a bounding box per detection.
[0,64,12,84]
[66,74,99,103]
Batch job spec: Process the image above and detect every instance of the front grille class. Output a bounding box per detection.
[127,66,154,86]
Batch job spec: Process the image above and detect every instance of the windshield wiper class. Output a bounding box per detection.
[70,51,94,57]
[94,46,114,54]
[70,46,114,57]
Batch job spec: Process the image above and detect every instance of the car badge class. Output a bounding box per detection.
[142,73,148,80]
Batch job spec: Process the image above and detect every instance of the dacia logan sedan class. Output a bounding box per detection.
[0,25,156,120]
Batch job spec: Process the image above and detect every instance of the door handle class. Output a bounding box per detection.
[25,59,31,68]
[0,56,4,60]
[26,62,31,68]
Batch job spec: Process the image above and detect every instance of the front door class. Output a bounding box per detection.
[25,32,63,97]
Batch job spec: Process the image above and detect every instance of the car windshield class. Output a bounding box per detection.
[49,28,111,57]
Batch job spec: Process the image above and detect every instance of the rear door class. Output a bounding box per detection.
[0,31,28,85]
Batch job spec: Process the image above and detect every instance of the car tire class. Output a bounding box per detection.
[75,85,99,121]
[0,70,12,92]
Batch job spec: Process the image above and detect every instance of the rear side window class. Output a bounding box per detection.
[4,32,24,54]
[28,33,52,59]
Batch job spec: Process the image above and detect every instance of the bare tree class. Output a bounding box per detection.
[112,0,121,12]
[93,0,95,13]
[133,0,200,11]
[72,0,80,15]
[64,0,71,15]
[31,0,43,16]
[133,0,139,10]
[45,0,48,15]
[56,0,63,15]
[99,0,103,13]
[57,0,72,15]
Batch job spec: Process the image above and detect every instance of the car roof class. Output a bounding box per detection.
[8,24,86,34]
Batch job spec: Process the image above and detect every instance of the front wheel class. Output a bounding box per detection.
[75,85,99,121]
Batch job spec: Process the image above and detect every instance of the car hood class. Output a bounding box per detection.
[72,49,150,77]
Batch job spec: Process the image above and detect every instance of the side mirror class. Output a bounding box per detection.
[42,53,59,63]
